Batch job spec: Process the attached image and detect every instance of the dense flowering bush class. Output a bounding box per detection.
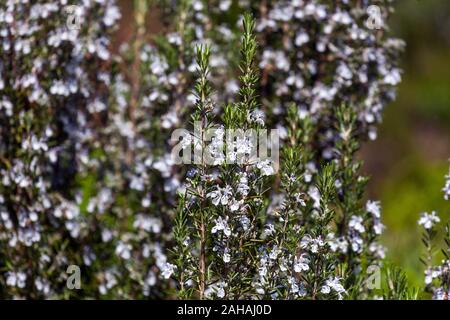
[0,0,448,300]
[0,0,121,298]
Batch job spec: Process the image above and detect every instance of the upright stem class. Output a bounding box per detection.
[199,215,206,298]
[199,112,206,299]
[128,0,147,163]
[194,46,211,299]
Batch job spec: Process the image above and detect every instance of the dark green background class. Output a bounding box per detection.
[360,0,450,287]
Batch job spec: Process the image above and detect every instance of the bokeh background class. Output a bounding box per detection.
[360,0,450,287]
[116,0,450,288]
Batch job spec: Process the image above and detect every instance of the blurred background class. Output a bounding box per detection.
[360,0,450,288]
[116,0,450,288]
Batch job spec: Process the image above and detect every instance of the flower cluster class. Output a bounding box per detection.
[250,0,404,157]
[418,211,441,230]
[154,0,404,165]
[172,16,277,299]
[418,168,450,300]
[419,211,450,300]
[443,164,450,201]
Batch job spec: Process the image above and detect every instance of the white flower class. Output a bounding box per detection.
[321,277,346,297]
[257,160,275,176]
[192,0,203,11]
[294,254,310,273]
[349,235,364,253]
[144,271,157,290]
[383,68,401,85]
[373,220,385,235]
[228,136,253,162]
[133,215,162,233]
[418,211,440,230]
[366,200,381,218]
[115,241,132,260]
[217,286,226,298]
[225,79,239,94]
[237,174,250,196]
[161,110,179,129]
[258,258,268,277]
[328,234,348,253]
[308,186,321,208]
[207,185,233,206]
[264,224,275,236]
[161,263,176,279]
[295,193,306,206]
[248,109,265,126]
[320,284,331,294]
[223,252,231,263]
[152,155,174,178]
[369,243,386,259]
[288,277,307,297]
[295,30,309,46]
[432,287,449,300]
[337,62,353,80]
[6,272,27,288]
[424,268,441,285]
[35,277,50,294]
[348,215,365,233]
[205,281,227,298]
[99,270,118,295]
[301,235,324,253]
[443,167,450,200]
[260,50,290,71]
[0,98,13,117]
[219,0,232,11]
[87,98,107,113]
[212,216,231,237]
[103,5,121,27]
[238,215,250,231]
[332,11,352,24]
[229,199,241,212]
[269,246,280,260]
[101,229,113,242]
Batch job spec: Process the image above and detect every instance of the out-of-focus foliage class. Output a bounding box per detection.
[361,0,450,288]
